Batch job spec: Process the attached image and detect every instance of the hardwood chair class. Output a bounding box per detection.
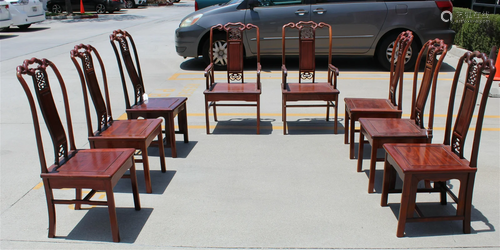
[204,22,261,134]
[281,21,340,135]
[110,29,189,158]
[70,44,166,194]
[381,51,496,237]
[357,39,448,193]
[16,58,140,242]
[344,31,413,159]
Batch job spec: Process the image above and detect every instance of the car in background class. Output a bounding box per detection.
[175,0,455,71]
[47,0,123,14]
[124,0,145,8]
[194,0,228,11]
[5,0,45,29]
[0,0,13,30]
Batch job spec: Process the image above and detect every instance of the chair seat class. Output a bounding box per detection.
[360,118,428,139]
[384,143,474,173]
[43,148,135,180]
[127,97,187,112]
[345,98,400,115]
[204,82,260,93]
[96,119,162,140]
[284,82,339,94]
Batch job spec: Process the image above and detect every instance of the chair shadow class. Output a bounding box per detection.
[0,34,18,39]
[211,118,273,135]
[148,140,198,158]
[179,55,456,73]
[114,170,176,194]
[65,207,153,243]
[286,118,344,135]
[387,203,495,237]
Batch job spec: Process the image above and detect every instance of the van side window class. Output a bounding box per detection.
[258,0,304,7]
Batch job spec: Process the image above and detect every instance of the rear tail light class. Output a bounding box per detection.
[435,0,453,12]
[195,1,198,11]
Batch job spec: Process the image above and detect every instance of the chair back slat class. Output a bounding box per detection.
[110,29,145,108]
[71,44,113,136]
[410,39,447,134]
[444,51,496,166]
[388,31,413,110]
[16,58,77,172]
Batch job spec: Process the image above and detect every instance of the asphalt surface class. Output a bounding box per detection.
[1,4,499,249]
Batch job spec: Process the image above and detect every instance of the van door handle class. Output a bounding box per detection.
[313,8,326,14]
[295,10,308,16]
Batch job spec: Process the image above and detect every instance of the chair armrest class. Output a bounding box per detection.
[204,63,214,90]
[328,64,339,89]
[257,62,262,90]
[281,64,288,90]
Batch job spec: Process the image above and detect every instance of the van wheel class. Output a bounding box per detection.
[203,34,227,69]
[51,4,62,13]
[96,4,106,14]
[18,24,31,30]
[376,33,419,71]
[125,0,135,8]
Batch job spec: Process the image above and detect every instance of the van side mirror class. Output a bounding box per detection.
[248,0,260,10]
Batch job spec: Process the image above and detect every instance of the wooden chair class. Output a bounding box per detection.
[110,29,189,158]
[204,22,261,134]
[344,31,413,159]
[16,58,140,242]
[70,44,166,194]
[381,51,496,237]
[281,21,340,135]
[357,39,448,193]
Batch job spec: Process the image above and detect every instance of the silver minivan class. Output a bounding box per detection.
[175,0,455,70]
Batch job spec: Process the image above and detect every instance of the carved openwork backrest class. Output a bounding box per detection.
[16,58,77,173]
[110,29,144,109]
[210,22,260,83]
[70,44,113,137]
[444,52,495,167]
[282,21,332,83]
[388,31,413,110]
[409,39,447,133]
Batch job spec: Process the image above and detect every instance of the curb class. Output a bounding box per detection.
[45,14,99,20]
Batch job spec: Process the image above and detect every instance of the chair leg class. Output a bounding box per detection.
[213,102,218,121]
[381,158,396,206]
[166,113,177,158]
[141,145,152,193]
[350,118,356,159]
[326,101,330,121]
[344,108,349,144]
[205,98,210,134]
[463,173,475,234]
[157,128,166,172]
[357,131,364,173]
[397,174,418,237]
[256,97,260,134]
[368,141,378,194]
[43,180,56,238]
[282,96,287,135]
[105,182,120,242]
[334,98,338,134]
[129,163,141,210]
[75,188,82,210]
[179,103,189,143]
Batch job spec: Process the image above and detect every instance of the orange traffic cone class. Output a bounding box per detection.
[495,50,500,81]
[80,0,85,14]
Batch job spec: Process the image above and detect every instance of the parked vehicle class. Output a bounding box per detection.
[175,0,455,70]
[5,0,45,29]
[0,0,13,30]
[47,0,123,14]
[124,0,145,8]
[194,0,228,11]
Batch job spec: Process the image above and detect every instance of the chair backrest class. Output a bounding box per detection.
[110,29,145,109]
[443,51,496,168]
[209,22,260,84]
[16,58,77,173]
[409,39,448,135]
[70,44,114,138]
[281,21,332,83]
[388,31,413,110]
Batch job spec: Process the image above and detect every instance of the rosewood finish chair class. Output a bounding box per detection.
[204,22,261,134]
[381,51,496,237]
[281,21,340,135]
[357,39,448,193]
[71,44,166,194]
[110,29,189,158]
[344,31,413,159]
[17,58,140,242]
